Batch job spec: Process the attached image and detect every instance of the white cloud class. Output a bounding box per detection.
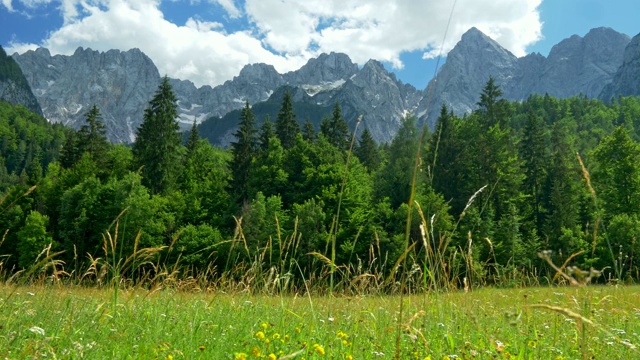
[2,0,14,11]
[213,0,240,18]
[4,0,543,88]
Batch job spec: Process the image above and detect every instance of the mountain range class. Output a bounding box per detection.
[3,26,640,146]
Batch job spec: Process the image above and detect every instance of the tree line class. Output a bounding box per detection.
[1,75,640,285]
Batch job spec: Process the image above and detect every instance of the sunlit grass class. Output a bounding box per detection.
[1,284,638,359]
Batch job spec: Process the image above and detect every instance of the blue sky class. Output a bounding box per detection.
[1,0,638,89]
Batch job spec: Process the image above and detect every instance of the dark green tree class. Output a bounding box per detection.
[425,104,464,211]
[477,76,509,129]
[77,104,109,164]
[275,91,300,149]
[378,114,420,209]
[186,119,200,156]
[320,101,350,150]
[520,110,548,229]
[59,131,81,169]
[230,101,258,203]
[354,126,380,172]
[302,118,317,142]
[259,115,275,151]
[593,126,640,217]
[132,76,182,195]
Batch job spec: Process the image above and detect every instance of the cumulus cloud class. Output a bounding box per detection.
[3,0,543,88]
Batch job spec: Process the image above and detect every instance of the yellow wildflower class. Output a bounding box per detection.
[313,344,325,356]
[273,333,281,340]
[235,353,248,360]
[261,323,268,329]
[251,346,261,357]
[255,331,266,340]
[346,355,353,360]
[268,354,277,360]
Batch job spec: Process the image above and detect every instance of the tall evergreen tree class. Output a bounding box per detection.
[259,115,275,151]
[59,131,80,169]
[520,110,548,229]
[477,76,509,129]
[186,119,200,156]
[593,126,640,217]
[77,104,109,166]
[230,101,258,203]
[542,122,580,242]
[354,127,380,172]
[132,76,182,195]
[302,118,317,142]
[320,101,350,150]
[425,104,463,208]
[379,114,420,209]
[275,91,300,149]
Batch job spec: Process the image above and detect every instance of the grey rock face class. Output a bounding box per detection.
[334,59,422,143]
[13,47,160,143]
[600,32,640,100]
[533,27,629,99]
[0,46,42,116]
[421,27,630,127]
[284,52,359,86]
[420,27,519,126]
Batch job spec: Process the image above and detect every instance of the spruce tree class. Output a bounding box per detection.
[230,101,258,203]
[77,104,109,166]
[520,109,548,229]
[259,115,275,151]
[302,118,317,142]
[425,104,464,211]
[355,126,380,171]
[186,119,200,156]
[59,131,80,169]
[133,76,182,195]
[275,91,299,149]
[320,101,350,150]
[477,76,508,129]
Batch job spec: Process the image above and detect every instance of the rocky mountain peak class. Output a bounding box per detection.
[0,46,43,116]
[534,27,629,98]
[600,32,640,100]
[284,52,358,85]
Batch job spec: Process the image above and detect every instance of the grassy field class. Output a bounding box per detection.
[1,284,639,359]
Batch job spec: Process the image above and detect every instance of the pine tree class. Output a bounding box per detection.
[542,122,580,242]
[320,101,350,150]
[380,114,420,208]
[477,76,508,129]
[520,110,548,229]
[425,104,462,207]
[59,131,80,169]
[230,101,258,203]
[302,118,317,142]
[77,104,109,166]
[275,91,300,149]
[132,76,182,195]
[186,119,200,156]
[355,126,380,171]
[259,115,275,151]
[593,126,640,217]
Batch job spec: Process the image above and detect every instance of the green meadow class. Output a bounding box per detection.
[1,284,639,359]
